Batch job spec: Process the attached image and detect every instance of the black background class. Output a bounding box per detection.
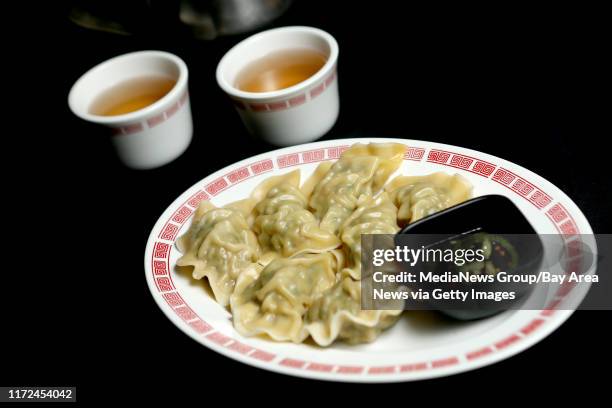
[3,1,610,402]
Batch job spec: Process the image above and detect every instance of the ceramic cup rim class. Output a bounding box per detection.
[216,26,339,101]
[68,50,188,125]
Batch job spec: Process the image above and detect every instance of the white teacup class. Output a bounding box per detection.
[216,26,339,146]
[68,51,192,169]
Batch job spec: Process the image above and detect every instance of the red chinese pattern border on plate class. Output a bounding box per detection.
[150,143,583,376]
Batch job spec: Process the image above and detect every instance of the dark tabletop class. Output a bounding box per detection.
[4,0,610,402]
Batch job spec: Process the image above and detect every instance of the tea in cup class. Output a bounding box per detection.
[69,51,192,169]
[216,26,339,146]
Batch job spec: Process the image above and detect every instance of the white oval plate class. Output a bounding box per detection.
[144,138,594,382]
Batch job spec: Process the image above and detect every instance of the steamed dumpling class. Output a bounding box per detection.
[386,172,472,225]
[230,253,340,343]
[340,192,399,279]
[305,277,402,346]
[176,201,261,306]
[251,170,340,257]
[308,143,405,234]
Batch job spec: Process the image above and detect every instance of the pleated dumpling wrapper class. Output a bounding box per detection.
[307,143,406,234]
[386,172,472,226]
[305,277,403,346]
[176,200,261,307]
[251,170,341,258]
[340,192,399,279]
[230,252,342,343]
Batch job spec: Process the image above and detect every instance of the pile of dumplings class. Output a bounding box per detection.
[177,143,472,346]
